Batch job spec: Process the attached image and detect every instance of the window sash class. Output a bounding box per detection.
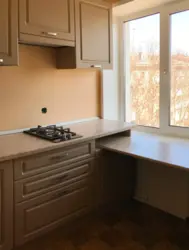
[124,14,160,128]
[119,0,189,137]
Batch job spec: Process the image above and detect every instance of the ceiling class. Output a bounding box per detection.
[113,0,177,16]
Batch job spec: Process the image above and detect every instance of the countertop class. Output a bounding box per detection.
[0,119,133,163]
[98,131,189,171]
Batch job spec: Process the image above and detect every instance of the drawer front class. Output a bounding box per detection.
[15,179,91,246]
[15,159,94,203]
[14,141,95,180]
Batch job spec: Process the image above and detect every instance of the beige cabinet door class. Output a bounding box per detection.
[15,179,91,246]
[75,0,113,69]
[0,162,13,250]
[97,152,136,205]
[19,0,75,46]
[0,0,18,66]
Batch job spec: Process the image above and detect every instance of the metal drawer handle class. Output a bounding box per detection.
[53,190,70,199]
[50,153,69,162]
[42,31,57,37]
[53,174,69,184]
[0,59,4,64]
[90,65,102,68]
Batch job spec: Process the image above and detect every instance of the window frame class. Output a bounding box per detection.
[119,0,189,137]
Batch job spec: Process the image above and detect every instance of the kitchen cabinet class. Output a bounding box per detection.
[15,178,92,245]
[0,0,18,66]
[19,0,75,47]
[14,142,95,246]
[96,151,136,206]
[75,0,113,68]
[14,146,136,246]
[56,0,113,69]
[0,162,13,250]
[0,134,135,247]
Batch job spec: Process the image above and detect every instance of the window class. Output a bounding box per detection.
[121,0,189,136]
[125,14,160,128]
[170,10,189,128]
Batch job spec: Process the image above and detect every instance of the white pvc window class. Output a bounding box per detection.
[125,14,160,128]
[121,0,189,136]
[170,10,189,128]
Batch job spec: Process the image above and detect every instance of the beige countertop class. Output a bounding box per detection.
[98,131,189,172]
[0,119,133,163]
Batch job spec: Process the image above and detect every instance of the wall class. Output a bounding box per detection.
[102,19,120,120]
[0,45,101,131]
[135,159,189,219]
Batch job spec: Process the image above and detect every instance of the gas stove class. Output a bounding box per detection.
[24,125,82,143]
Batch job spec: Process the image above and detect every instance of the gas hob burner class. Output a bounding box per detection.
[24,125,82,143]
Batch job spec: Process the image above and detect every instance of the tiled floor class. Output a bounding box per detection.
[18,201,189,250]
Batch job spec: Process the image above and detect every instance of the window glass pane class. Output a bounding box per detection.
[170,10,189,127]
[125,14,160,128]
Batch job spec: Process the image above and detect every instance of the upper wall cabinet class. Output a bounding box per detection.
[0,0,18,66]
[19,0,75,47]
[76,0,113,69]
[56,0,113,69]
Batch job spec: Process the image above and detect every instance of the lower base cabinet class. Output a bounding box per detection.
[15,175,93,246]
[13,146,136,248]
[95,150,136,207]
[0,138,136,250]
[0,162,13,250]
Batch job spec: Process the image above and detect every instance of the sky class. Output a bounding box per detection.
[171,10,189,54]
[125,10,189,54]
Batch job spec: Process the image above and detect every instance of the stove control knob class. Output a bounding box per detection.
[62,134,67,141]
[67,133,72,140]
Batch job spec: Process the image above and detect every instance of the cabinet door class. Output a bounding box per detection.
[75,0,113,69]
[0,162,13,250]
[0,0,18,66]
[15,178,91,246]
[19,0,75,46]
[98,152,136,205]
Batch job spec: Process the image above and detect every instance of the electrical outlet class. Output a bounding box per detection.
[41,107,47,114]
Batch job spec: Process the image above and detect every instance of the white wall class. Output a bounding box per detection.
[135,160,189,219]
[102,20,120,120]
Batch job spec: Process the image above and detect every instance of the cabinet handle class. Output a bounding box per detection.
[53,174,69,184]
[0,59,3,64]
[42,31,57,37]
[50,153,69,162]
[90,65,102,68]
[53,189,70,199]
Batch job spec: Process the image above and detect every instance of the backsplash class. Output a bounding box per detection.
[0,45,101,131]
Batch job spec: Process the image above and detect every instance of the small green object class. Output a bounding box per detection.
[41,107,47,114]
